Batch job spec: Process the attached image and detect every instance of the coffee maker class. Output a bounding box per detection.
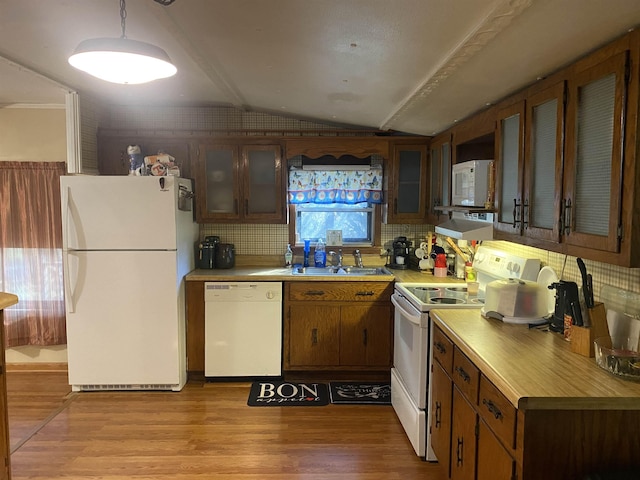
[197,236,219,269]
[387,236,412,270]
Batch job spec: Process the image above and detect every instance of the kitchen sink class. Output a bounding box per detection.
[291,266,393,276]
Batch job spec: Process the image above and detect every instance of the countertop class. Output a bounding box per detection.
[431,308,640,411]
[186,265,463,284]
[0,293,18,310]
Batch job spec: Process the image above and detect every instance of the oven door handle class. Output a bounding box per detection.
[391,294,423,326]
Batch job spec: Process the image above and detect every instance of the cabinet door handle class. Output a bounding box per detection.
[363,328,368,346]
[482,398,504,420]
[523,198,530,229]
[562,198,572,234]
[435,341,447,355]
[434,401,442,428]
[455,366,471,383]
[311,328,318,345]
[513,198,521,229]
[233,199,238,215]
[456,437,464,466]
[304,290,325,296]
[355,291,375,296]
[244,199,249,215]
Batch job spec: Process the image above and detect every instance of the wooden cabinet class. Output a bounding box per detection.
[284,281,393,371]
[432,326,517,480]
[383,141,429,224]
[490,32,640,266]
[494,82,565,244]
[196,142,285,223]
[562,51,628,255]
[428,132,452,224]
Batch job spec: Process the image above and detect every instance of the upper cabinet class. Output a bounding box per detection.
[428,132,452,224]
[490,30,640,266]
[494,82,565,244]
[383,141,429,224]
[195,142,286,224]
[562,51,629,255]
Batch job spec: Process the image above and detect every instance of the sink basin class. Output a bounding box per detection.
[291,266,393,276]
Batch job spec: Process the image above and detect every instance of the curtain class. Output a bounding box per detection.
[288,167,383,204]
[0,162,66,347]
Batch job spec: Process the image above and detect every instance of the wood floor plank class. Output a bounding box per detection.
[7,373,447,479]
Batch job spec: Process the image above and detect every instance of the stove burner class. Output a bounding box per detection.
[429,297,464,305]
[469,298,484,304]
[446,286,468,293]
[413,287,440,292]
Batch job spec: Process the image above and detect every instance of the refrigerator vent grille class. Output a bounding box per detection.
[78,384,176,391]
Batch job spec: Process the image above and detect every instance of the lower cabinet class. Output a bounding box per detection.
[284,282,393,371]
[431,325,517,480]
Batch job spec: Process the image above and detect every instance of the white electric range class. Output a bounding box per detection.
[390,246,540,460]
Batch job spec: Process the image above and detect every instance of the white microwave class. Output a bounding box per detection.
[451,159,493,207]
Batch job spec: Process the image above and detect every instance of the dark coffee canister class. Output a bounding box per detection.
[197,236,219,269]
[215,243,235,269]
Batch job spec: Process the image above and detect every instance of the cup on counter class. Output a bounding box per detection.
[395,256,405,265]
[467,281,479,296]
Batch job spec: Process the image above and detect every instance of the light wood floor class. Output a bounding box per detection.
[6,371,448,479]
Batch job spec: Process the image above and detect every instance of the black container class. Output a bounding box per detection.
[197,236,219,269]
[215,243,235,269]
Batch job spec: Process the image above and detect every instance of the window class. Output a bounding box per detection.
[287,165,383,248]
[294,202,375,246]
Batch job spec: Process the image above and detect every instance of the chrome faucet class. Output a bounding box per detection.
[353,249,364,268]
[329,249,343,268]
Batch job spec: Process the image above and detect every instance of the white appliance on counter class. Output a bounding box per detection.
[204,282,282,377]
[390,246,540,459]
[61,175,198,392]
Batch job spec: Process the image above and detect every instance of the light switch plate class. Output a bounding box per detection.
[326,230,343,246]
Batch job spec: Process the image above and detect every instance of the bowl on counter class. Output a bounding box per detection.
[594,336,640,381]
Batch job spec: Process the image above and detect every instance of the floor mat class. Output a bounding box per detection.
[329,382,391,405]
[247,381,329,406]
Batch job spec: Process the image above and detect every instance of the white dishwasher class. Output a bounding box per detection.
[204,282,282,377]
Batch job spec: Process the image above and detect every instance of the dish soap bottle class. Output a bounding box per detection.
[284,244,293,267]
[314,238,326,267]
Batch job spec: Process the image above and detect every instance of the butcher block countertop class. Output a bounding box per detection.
[431,308,640,411]
[0,293,18,310]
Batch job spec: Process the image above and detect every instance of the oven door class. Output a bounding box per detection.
[391,292,429,409]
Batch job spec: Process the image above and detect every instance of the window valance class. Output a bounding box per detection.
[288,167,383,204]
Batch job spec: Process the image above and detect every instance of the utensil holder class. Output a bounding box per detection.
[571,302,610,357]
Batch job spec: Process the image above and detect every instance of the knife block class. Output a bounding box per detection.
[570,302,610,357]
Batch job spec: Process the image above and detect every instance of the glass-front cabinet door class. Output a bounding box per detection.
[242,144,284,222]
[385,143,428,224]
[523,82,565,243]
[201,144,241,222]
[428,133,452,224]
[563,52,628,253]
[196,142,285,223]
[494,101,525,238]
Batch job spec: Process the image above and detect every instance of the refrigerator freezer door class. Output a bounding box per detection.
[64,250,185,390]
[61,176,182,251]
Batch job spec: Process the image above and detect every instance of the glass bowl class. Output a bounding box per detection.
[594,336,640,381]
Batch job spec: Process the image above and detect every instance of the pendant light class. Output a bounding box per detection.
[68,0,177,84]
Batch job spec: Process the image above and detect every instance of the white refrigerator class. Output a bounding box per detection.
[60,175,198,392]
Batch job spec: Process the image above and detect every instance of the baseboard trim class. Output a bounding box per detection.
[7,362,68,373]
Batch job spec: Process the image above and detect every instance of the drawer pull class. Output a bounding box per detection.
[434,401,442,428]
[455,366,471,383]
[456,437,464,466]
[435,341,446,355]
[482,398,503,421]
[304,290,326,296]
[355,291,375,296]
[311,328,318,345]
[363,328,368,346]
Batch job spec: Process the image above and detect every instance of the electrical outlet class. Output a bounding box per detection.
[326,230,343,246]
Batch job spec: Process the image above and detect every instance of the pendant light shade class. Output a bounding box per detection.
[69,37,177,84]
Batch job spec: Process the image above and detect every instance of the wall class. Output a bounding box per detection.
[0,107,66,162]
[0,105,68,364]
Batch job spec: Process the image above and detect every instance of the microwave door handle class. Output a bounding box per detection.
[391,294,423,326]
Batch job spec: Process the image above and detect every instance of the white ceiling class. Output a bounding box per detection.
[1,0,639,135]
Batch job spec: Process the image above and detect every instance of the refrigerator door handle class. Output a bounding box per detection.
[63,251,76,314]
